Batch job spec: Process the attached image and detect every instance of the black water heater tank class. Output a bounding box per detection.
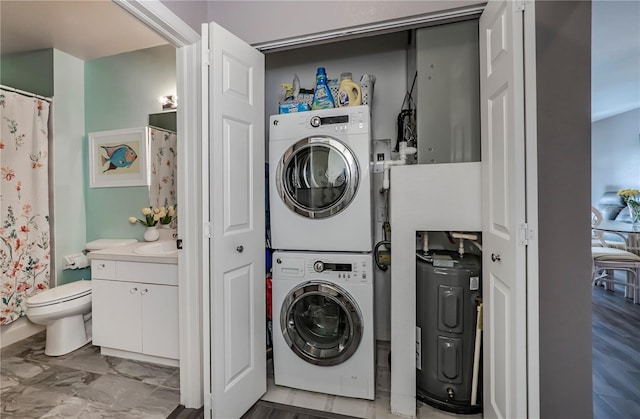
[416,250,482,414]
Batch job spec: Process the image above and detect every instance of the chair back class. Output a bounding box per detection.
[592,206,603,227]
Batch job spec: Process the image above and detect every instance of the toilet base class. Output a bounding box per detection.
[45,314,91,356]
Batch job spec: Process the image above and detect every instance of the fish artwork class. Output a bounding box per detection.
[100,144,137,173]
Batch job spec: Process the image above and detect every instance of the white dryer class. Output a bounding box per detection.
[269,105,372,252]
[272,251,375,400]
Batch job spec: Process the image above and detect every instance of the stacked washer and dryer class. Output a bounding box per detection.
[269,105,375,400]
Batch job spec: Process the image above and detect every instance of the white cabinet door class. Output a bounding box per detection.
[92,279,142,353]
[141,283,179,359]
[479,1,528,418]
[204,21,266,419]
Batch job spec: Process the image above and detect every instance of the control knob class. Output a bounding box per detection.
[313,261,324,273]
[310,116,321,128]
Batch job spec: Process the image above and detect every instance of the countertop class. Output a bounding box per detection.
[87,240,178,265]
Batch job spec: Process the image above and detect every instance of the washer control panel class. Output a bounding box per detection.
[273,251,372,284]
[306,257,370,283]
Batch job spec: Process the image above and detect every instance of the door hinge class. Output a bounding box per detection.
[203,222,213,239]
[519,223,535,246]
[517,0,531,12]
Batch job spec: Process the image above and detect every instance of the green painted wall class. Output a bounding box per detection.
[52,50,86,285]
[0,49,54,96]
[84,45,176,241]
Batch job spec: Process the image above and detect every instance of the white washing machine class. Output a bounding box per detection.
[272,251,375,400]
[269,105,372,252]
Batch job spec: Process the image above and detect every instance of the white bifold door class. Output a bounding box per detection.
[202,21,266,419]
[479,1,528,418]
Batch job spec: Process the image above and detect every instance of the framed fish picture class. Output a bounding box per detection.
[88,127,150,188]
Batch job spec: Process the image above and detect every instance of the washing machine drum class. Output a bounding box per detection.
[276,136,359,219]
[280,281,363,366]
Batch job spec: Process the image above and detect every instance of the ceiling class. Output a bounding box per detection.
[0,0,168,60]
[1,1,638,122]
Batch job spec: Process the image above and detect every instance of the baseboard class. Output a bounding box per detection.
[0,317,45,349]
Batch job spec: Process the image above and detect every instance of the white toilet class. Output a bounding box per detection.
[25,239,137,356]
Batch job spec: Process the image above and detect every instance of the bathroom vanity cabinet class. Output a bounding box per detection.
[91,259,179,367]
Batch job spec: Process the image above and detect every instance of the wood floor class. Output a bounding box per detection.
[592,284,640,417]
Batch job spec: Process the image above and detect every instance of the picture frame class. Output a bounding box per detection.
[88,127,150,188]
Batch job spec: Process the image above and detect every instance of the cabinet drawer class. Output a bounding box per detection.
[91,260,116,279]
[115,261,178,286]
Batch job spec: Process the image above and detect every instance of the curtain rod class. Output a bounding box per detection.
[0,84,52,103]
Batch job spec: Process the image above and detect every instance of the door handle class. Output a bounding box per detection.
[130,287,138,293]
[491,253,501,262]
[236,245,244,253]
[140,288,149,295]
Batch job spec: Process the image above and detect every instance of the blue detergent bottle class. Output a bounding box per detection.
[311,67,335,109]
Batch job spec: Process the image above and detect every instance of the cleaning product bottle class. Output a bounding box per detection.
[338,72,362,107]
[281,83,294,101]
[311,67,335,110]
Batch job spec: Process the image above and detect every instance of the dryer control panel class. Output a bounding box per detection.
[269,105,370,138]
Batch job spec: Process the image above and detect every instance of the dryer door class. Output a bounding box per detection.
[280,280,363,366]
[276,136,359,219]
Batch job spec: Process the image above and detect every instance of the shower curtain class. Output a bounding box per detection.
[149,127,177,223]
[0,89,51,325]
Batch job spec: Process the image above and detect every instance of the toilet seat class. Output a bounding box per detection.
[27,280,92,308]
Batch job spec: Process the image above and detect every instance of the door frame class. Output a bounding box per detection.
[523,3,540,417]
[115,0,203,408]
[117,0,541,415]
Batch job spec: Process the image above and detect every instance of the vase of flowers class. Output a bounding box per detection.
[617,189,640,224]
[129,207,161,241]
[143,226,160,242]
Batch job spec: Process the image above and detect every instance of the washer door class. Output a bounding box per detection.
[276,136,359,219]
[280,280,363,366]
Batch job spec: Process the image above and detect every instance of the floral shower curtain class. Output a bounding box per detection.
[149,127,177,221]
[0,89,51,325]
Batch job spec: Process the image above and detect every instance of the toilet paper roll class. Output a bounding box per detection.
[64,253,90,269]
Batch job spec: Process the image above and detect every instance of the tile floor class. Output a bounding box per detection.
[1,332,179,418]
[1,334,477,419]
[262,341,481,419]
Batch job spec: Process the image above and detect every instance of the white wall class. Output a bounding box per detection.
[591,107,640,204]
[207,1,483,46]
[266,31,408,143]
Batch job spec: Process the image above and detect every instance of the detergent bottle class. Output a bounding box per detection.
[311,67,335,110]
[337,72,362,107]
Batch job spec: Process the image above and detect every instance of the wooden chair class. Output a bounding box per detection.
[592,246,640,303]
[591,206,627,250]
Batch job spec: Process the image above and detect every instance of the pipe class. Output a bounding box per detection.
[450,232,480,257]
[421,231,430,253]
[450,232,478,241]
[380,141,417,191]
[471,301,483,405]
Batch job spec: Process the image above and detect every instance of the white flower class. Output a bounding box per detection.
[128,217,137,224]
[142,208,152,216]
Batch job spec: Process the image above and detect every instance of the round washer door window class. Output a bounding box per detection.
[276,137,359,219]
[280,281,363,366]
